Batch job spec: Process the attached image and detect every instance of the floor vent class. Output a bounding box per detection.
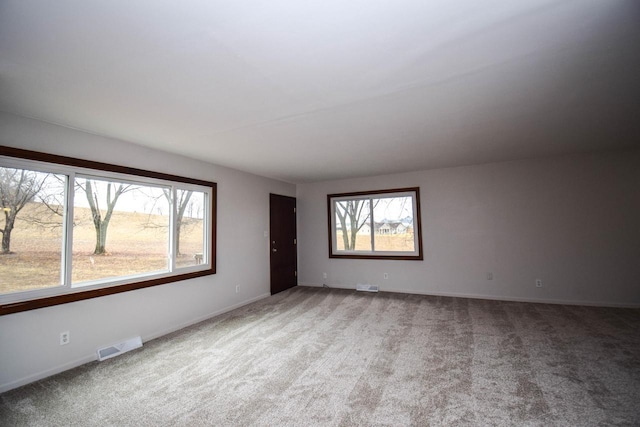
[356,284,379,292]
[97,336,142,361]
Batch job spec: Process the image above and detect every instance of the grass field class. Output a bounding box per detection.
[0,203,204,295]
[336,231,416,252]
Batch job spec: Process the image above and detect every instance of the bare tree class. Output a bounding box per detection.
[0,168,47,254]
[142,189,198,256]
[37,175,66,219]
[79,179,132,255]
[163,189,193,256]
[335,200,371,250]
[22,174,67,229]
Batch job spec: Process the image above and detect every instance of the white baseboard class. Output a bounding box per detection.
[299,282,640,308]
[0,354,96,394]
[0,293,271,394]
[144,292,271,342]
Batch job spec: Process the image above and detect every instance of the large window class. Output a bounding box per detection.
[328,187,423,260]
[0,146,216,315]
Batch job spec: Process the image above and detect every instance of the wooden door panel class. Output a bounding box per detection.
[270,194,297,294]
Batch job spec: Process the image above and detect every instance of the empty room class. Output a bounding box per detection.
[1,1,639,426]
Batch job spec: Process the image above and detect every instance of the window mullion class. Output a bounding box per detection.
[369,197,375,252]
[202,192,209,265]
[63,172,75,288]
[169,186,176,272]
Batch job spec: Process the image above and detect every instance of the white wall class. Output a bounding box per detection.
[0,113,295,392]
[297,149,640,307]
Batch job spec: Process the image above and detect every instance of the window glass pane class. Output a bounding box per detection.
[334,199,372,251]
[372,196,416,252]
[0,167,66,294]
[72,177,170,284]
[176,190,206,268]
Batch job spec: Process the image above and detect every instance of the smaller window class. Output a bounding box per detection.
[328,187,423,260]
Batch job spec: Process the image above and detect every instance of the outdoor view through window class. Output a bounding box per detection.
[0,167,66,293]
[1,165,208,297]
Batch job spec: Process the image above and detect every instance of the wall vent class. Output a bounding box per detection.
[97,336,142,361]
[356,284,379,292]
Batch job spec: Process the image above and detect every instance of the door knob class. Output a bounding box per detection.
[272,248,278,252]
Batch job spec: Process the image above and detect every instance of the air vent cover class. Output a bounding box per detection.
[97,336,142,361]
[356,284,379,292]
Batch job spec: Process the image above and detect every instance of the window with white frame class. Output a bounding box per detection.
[327,187,423,260]
[0,147,216,314]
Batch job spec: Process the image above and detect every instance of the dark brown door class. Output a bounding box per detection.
[270,194,297,294]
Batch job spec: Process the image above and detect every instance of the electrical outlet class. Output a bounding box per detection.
[235,285,240,293]
[323,272,327,279]
[536,279,542,288]
[383,273,388,279]
[60,331,70,346]
[487,272,493,280]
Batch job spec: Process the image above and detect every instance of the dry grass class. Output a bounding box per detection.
[336,231,416,252]
[0,203,204,294]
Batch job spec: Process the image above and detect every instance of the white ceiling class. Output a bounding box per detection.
[1,0,639,183]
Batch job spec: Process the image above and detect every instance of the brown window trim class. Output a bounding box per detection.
[327,187,423,260]
[0,145,217,316]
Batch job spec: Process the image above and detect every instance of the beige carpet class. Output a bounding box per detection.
[1,286,639,426]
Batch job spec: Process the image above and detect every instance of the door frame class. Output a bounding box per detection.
[269,193,297,294]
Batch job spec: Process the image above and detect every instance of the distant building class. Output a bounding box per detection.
[357,223,371,235]
[374,221,413,235]
[349,220,414,235]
